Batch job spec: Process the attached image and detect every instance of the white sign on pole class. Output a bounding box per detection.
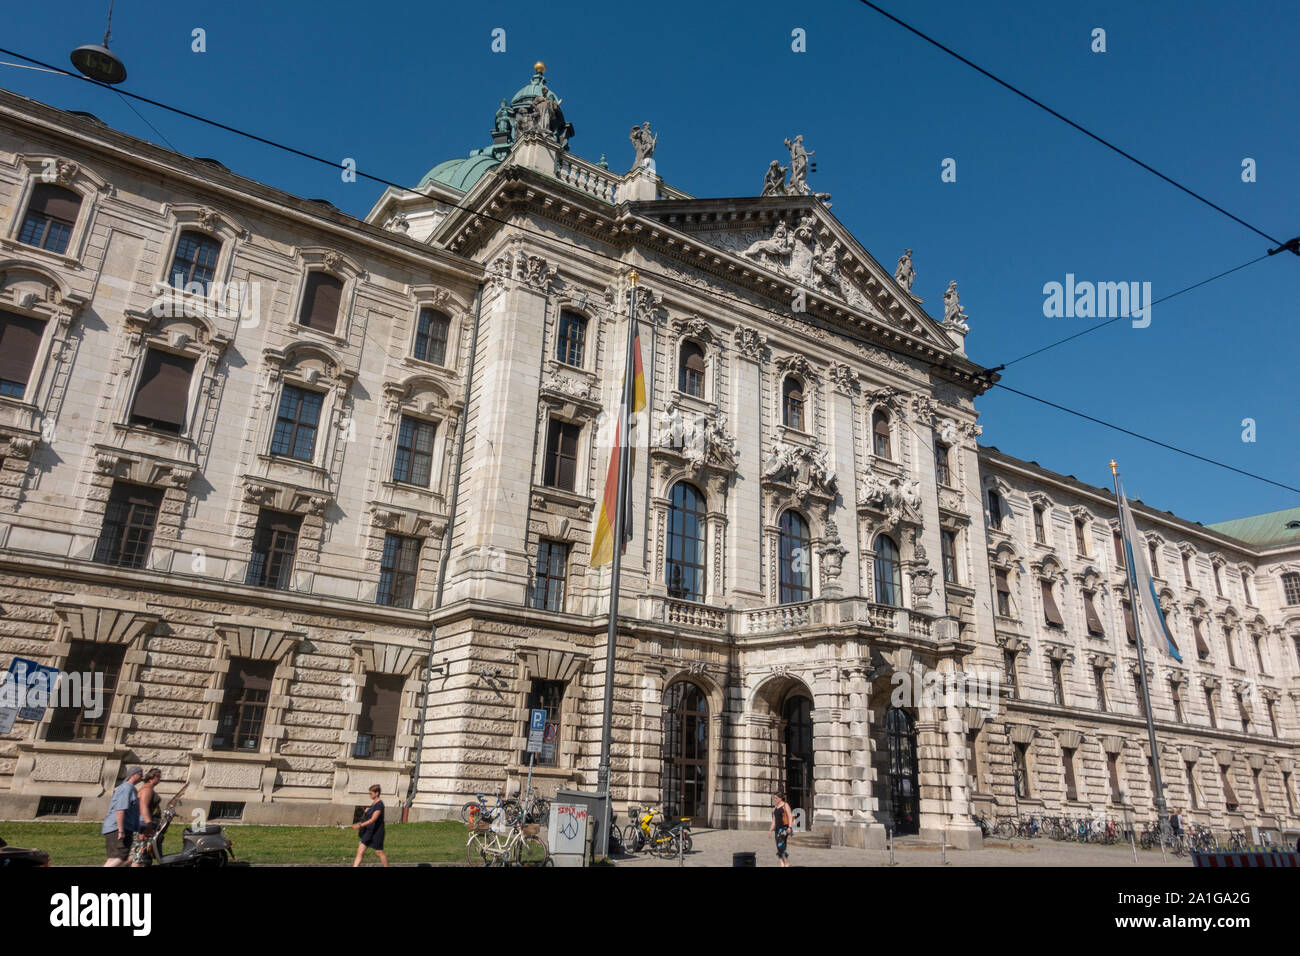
[526,708,546,754]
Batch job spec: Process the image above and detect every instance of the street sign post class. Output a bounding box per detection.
[523,708,546,815]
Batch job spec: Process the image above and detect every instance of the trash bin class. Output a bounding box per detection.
[733,851,757,867]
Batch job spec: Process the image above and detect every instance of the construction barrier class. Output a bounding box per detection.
[1193,849,1300,867]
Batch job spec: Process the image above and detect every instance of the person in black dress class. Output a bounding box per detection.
[352,785,389,867]
[769,791,793,867]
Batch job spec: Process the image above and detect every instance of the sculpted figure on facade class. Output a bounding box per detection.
[819,518,849,591]
[761,160,788,196]
[860,472,924,528]
[763,439,836,498]
[943,280,969,330]
[894,249,916,292]
[629,122,657,167]
[742,220,794,267]
[785,135,814,195]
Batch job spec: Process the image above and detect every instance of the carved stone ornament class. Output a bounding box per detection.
[54,160,80,185]
[7,436,36,458]
[818,518,848,590]
[541,370,592,401]
[829,362,860,394]
[775,352,817,382]
[384,212,410,233]
[761,439,836,500]
[858,471,923,529]
[658,405,738,476]
[732,326,767,360]
[487,255,512,289]
[516,253,555,292]
[95,452,121,475]
[321,250,342,273]
[196,207,220,232]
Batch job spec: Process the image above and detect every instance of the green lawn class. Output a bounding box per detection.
[0,820,469,866]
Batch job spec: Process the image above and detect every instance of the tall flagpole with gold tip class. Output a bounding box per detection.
[1110,459,1172,846]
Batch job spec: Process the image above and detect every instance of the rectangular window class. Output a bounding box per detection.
[1113,531,1125,569]
[556,311,586,367]
[1133,674,1147,719]
[129,348,195,433]
[1171,682,1184,722]
[1219,766,1239,812]
[36,796,82,817]
[245,510,301,590]
[1213,565,1223,597]
[1284,574,1300,606]
[393,416,436,487]
[1148,543,1160,578]
[1033,506,1046,544]
[1267,699,1278,737]
[1242,572,1254,605]
[19,183,80,253]
[1194,619,1211,661]
[93,482,163,569]
[987,492,1003,530]
[934,441,950,486]
[169,231,220,295]
[0,311,46,399]
[1062,747,1078,802]
[413,308,449,365]
[1236,693,1250,733]
[1050,659,1065,706]
[1253,768,1265,811]
[1253,635,1266,673]
[530,540,568,613]
[1122,600,1136,645]
[1083,592,1105,637]
[45,641,125,743]
[1013,742,1031,798]
[354,673,403,761]
[542,419,580,491]
[1041,580,1064,628]
[994,569,1012,617]
[1186,762,1201,810]
[269,385,324,461]
[1225,627,1238,669]
[298,271,343,333]
[1074,518,1088,555]
[377,534,421,608]
[1107,753,1122,804]
[1003,650,1019,698]
[1283,771,1296,815]
[1093,667,1108,712]
[940,529,958,585]
[210,802,245,821]
[522,679,564,767]
[966,729,981,793]
[1182,552,1193,588]
[212,658,275,752]
[1205,688,1217,729]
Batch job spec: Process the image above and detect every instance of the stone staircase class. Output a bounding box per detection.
[788,828,832,849]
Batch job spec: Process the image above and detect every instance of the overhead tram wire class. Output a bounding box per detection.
[4,46,1297,497]
[989,253,1272,371]
[853,1,1290,250]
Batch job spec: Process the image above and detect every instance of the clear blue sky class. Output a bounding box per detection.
[4,0,1296,524]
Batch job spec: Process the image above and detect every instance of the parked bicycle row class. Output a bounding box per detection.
[972,811,1254,853]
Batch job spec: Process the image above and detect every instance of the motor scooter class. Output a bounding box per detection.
[148,794,241,867]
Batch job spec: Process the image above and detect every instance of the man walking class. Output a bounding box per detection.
[102,766,143,867]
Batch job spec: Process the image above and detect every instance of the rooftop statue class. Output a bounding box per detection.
[630,122,657,168]
[943,280,969,329]
[784,135,814,196]
[493,98,512,136]
[894,249,916,292]
[761,160,788,196]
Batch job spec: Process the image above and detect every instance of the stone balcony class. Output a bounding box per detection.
[635,594,957,646]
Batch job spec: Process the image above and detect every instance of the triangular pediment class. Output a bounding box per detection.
[631,196,957,353]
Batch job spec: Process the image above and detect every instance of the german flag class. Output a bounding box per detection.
[590,310,646,567]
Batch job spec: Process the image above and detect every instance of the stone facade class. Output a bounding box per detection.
[0,74,1294,843]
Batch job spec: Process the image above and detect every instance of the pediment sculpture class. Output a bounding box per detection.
[859,471,923,528]
[762,439,836,500]
[657,404,738,475]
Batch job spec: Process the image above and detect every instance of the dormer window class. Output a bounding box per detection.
[298,272,344,334]
[19,183,81,254]
[679,341,705,398]
[782,376,805,430]
[169,230,221,295]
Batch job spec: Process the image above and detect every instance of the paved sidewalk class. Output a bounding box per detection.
[614,828,1190,867]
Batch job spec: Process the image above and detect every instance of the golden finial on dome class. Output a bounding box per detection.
[534,61,546,75]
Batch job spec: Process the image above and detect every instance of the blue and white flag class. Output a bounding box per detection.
[1117,484,1182,662]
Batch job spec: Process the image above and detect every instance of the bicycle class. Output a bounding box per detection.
[466,818,549,866]
[519,793,550,825]
[460,790,521,827]
[1227,829,1248,851]
[622,806,692,857]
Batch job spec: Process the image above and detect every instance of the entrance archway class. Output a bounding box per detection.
[884,706,920,835]
[782,694,814,820]
[663,681,708,820]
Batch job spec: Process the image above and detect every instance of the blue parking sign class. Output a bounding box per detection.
[526,708,546,753]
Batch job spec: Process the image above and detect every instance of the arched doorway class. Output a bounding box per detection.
[783,694,814,820]
[884,707,920,835]
[663,681,708,820]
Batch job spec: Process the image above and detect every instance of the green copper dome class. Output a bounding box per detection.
[417,150,502,193]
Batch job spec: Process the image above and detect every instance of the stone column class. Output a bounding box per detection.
[728,337,764,605]
[828,384,860,595]
[937,656,983,848]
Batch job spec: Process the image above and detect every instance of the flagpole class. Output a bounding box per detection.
[1110,459,1171,845]
[596,269,638,857]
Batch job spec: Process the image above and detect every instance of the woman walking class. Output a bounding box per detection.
[351,785,389,867]
[130,769,162,867]
[769,792,793,867]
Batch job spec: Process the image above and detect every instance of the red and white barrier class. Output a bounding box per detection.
[1193,850,1300,867]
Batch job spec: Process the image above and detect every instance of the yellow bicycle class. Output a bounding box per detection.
[622,806,692,857]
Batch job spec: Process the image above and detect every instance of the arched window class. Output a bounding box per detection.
[778,510,812,604]
[873,533,902,606]
[169,230,221,295]
[781,376,805,430]
[556,310,587,367]
[667,482,706,601]
[872,408,892,458]
[678,340,705,398]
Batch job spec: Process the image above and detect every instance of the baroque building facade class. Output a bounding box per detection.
[0,68,1295,847]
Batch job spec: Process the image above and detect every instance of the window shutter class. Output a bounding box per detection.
[299,272,343,332]
[1193,620,1211,659]
[0,311,46,388]
[1220,767,1239,805]
[29,183,81,222]
[130,349,195,429]
[1041,580,1064,627]
[1122,601,1136,644]
[1084,593,1105,636]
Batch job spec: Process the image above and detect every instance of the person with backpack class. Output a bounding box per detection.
[769,792,793,867]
